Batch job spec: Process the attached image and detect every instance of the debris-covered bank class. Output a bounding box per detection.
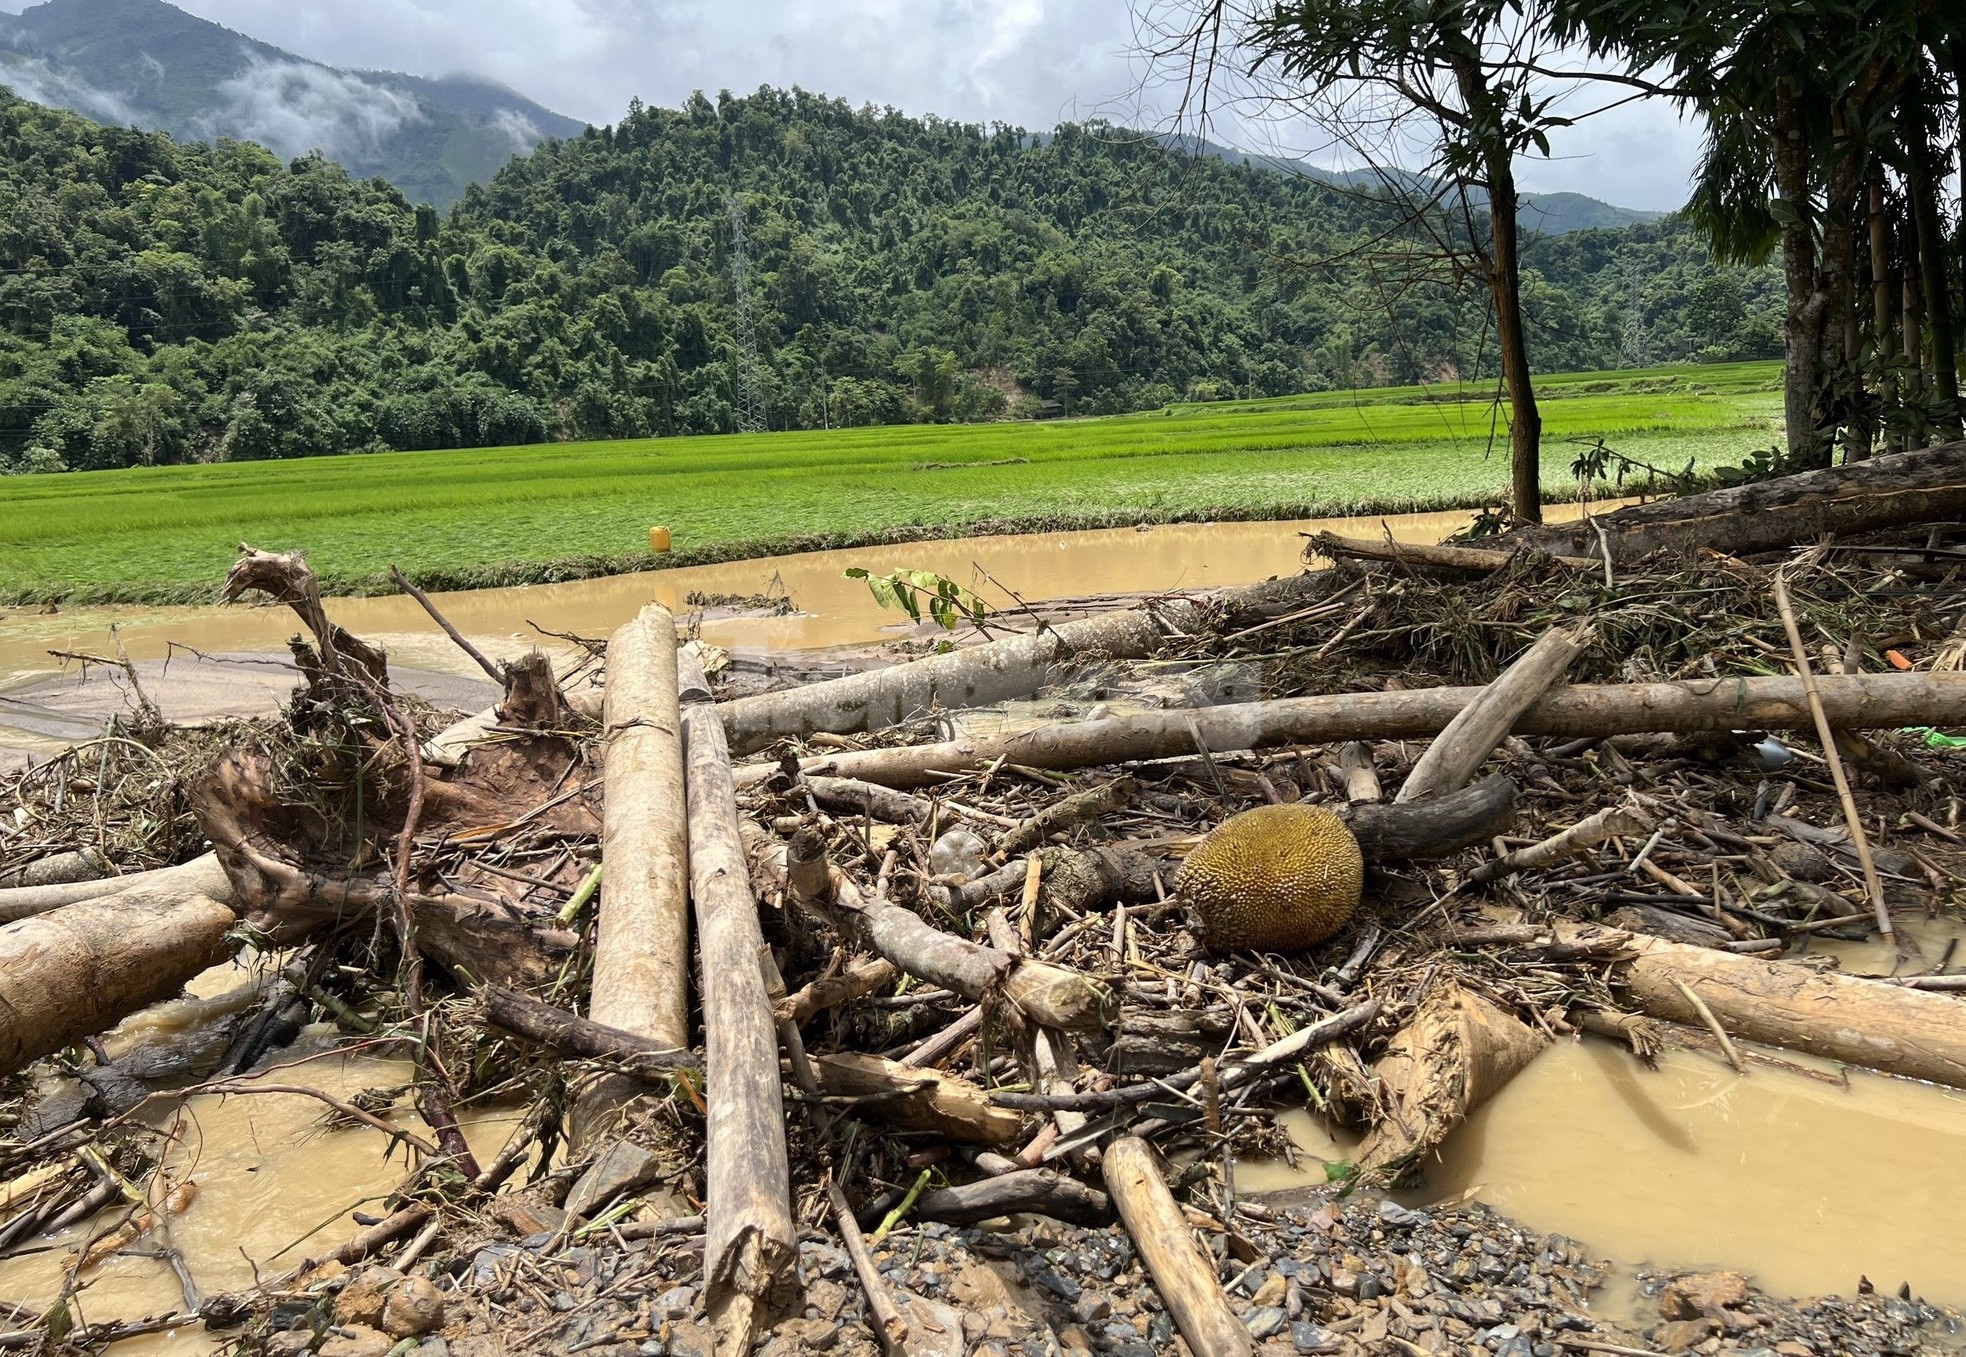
[4,446,1966,1355]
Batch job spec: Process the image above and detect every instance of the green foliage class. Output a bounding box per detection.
[844,568,990,630]
[0,83,1779,474]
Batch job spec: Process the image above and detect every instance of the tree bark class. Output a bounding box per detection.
[0,878,238,1075]
[1495,439,1966,562]
[1869,166,1900,457]
[758,672,1966,789]
[0,853,229,923]
[809,1051,1024,1144]
[1774,78,1830,466]
[1908,94,1964,440]
[576,603,691,1148]
[715,575,1331,754]
[1354,980,1548,1181]
[1554,921,1966,1088]
[683,672,795,1355]
[1481,116,1542,524]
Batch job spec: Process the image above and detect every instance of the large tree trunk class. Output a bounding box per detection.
[1495,439,1966,562]
[752,671,1966,789]
[716,575,1328,754]
[1454,57,1541,524]
[0,879,238,1074]
[1774,78,1831,466]
[575,604,692,1148]
[1869,167,1900,457]
[1908,95,1964,440]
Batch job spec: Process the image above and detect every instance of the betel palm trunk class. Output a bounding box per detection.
[1453,52,1543,524]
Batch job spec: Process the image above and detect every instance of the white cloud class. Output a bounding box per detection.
[0,52,141,124]
[189,53,424,165]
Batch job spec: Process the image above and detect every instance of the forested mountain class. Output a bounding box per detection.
[0,0,583,206]
[0,83,1782,473]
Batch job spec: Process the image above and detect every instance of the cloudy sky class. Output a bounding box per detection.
[6,0,1704,209]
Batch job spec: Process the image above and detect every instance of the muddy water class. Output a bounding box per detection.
[0,505,1612,689]
[1242,1036,1966,1311]
[0,967,521,1353]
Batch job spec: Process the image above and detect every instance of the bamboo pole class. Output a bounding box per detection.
[1770,573,1892,940]
[741,671,1966,790]
[1102,1137,1253,1357]
[716,575,1331,755]
[682,657,796,1356]
[575,604,692,1146]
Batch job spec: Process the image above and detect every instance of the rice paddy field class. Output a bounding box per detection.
[0,361,1782,604]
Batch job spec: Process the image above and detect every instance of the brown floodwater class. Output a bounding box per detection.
[1241,1034,1966,1312]
[0,969,521,1354]
[0,505,1614,690]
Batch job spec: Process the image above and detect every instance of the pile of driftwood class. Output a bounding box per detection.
[2,444,1966,1355]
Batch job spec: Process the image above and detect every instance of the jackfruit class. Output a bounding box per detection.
[1174,803,1365,952]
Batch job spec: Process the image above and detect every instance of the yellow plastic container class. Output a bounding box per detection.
[648,526,672,553]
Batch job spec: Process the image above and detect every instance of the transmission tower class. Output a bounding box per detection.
[726,194,767,434]
[1621,258,1649,369]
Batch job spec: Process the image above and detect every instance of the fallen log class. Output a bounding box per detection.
[0,848,109,891]
[1342,774,1519,862]
[912,1168,1111,1228]
[1495,440,1966,563]
[809,1052,1024,1144]
[0,853,229,924]
[1396,623,1592,803]
[775,959,899,1025]
[1550,921,1966,1088]
[682,671,796,1356]
[479,985,696,1081]
[749,671,1966,789]
[1353,981,1549,1181]
[827,867,1116,1032]
[1103,1136,1253,1357]
[576,604,691,1147]
[717,575,1334,755]
[0,877,239,1075]
[1307,531,1596,572]
[997,777,1134,856]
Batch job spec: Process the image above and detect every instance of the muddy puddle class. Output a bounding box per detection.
[1243,1025,1966,1313]
[0,967,520,1355]
[0,504,1617,693]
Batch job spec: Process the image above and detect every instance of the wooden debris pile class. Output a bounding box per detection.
[1,447,1965,1354]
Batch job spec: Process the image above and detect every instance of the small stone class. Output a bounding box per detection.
[414,1341,449,1357]
[490,1197,567,1237]
[1292,1321,1341,1353]
[1245,1306,1287,1340]
[1658,1270,1752,1320]
[1357,1275,1383,1300]
[319,1325,394,1357]
[1250,1273,1288,1308]
[1073,1294,1112,1323]
[566,1140,664,1218]
[1650,1319,1716,1353]
[331,1267,403,1329]
[655,1286,698,1320]
[265,1332,314,1357]
[1328,1268,1359,1297]
[380,1276,446,1339]
[805,1322,840,1350]
[801,1241,851,1280]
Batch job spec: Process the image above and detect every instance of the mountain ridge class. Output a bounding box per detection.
[0,0,585,205]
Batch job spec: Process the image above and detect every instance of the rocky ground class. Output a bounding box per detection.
[278,1187,1964,1357]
